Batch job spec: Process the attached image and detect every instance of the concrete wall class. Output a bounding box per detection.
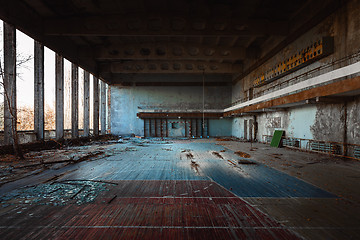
[231,0,360,145]
[232,95,360,145]
[111,84,231,136]
[209,119,232,137]
[347,96,360,144]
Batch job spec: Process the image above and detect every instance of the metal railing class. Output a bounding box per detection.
[229,50,360,108]
[262,135,360,160]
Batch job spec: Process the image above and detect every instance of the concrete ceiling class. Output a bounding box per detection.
[0,0,345,85]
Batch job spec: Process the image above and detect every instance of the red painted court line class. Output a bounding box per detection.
[0,180,301,239]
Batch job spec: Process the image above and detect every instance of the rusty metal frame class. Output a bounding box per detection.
[189,119,193,137]
[149,119,152,137]
[138,112,223,118]
[200,119,204,137]
[144,118,147,137]
[195,119,198,137]
[165,119,168,137]
[207,119,210,137]
[184,119,187,137]
[160,119,163,138]
[155,119,158,137]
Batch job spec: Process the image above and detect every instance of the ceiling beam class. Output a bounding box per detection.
[0,1,42,36]
[99,61,243,74]
[80,43,247,61]
[43,15,289,36]
[0,1,99,78]
[41,36,98,76]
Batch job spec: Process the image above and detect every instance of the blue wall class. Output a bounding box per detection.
[111,84,232,136]
[209,119,232,137]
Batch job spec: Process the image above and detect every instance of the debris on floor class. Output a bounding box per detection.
[186,152,194,160]
[0,143,109,186]
[161,148,172,151]
[118,147,138,152]
[238,159,258,165]
[190,160,200,175]
[0,180,110,206]
[211,151,224,159]
[234,151,251,158]
[215,138,232,141]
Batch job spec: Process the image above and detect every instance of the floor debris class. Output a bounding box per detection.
[0,180,110,206]
[119,147,138,152]
[234,151,251,158]
[215,138,232,141]
[211,151,224,159]
[238,159,258,165]
[0,142,109,186]
[190,160,200,175]
[107,194,117,204]
[161,148,172,151]
[186,153,194,160]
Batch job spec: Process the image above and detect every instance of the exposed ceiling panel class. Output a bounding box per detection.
[0,0,346,84]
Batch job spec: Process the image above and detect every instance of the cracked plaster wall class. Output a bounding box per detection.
[232,97,360,146]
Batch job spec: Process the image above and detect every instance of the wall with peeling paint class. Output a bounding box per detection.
[231,0,360,146]
[232,96,360,147]
[232,110,305,142]
[347,96,360,144]
[310,104,345,142]
[232,117,248,140]
[111,85,232,136]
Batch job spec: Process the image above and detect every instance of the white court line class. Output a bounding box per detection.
[0,226,359,230]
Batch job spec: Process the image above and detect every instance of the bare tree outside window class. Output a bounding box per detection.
[0,42,32,159]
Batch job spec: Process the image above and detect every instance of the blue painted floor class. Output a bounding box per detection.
[61,140,336,198]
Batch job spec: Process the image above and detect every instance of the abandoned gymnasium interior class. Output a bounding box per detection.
[0,0,359,239]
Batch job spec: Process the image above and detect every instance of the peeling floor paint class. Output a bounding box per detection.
[0,138,359,239]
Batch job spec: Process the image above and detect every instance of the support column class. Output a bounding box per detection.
[100,81,106,135]
[34,41,44,141]
[3,23,16,145]
[107,85,111,133]
[93,76,99,136]
[55,54,64,140]
[71,63,79,138]
[83,71,90,137]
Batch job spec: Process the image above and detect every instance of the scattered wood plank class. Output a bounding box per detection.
[14,151,105,169]
[70,185,88,199]
[56,179,118,185]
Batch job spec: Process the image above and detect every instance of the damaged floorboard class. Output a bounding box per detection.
[0,138,359,239]
[0,180,300,239]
